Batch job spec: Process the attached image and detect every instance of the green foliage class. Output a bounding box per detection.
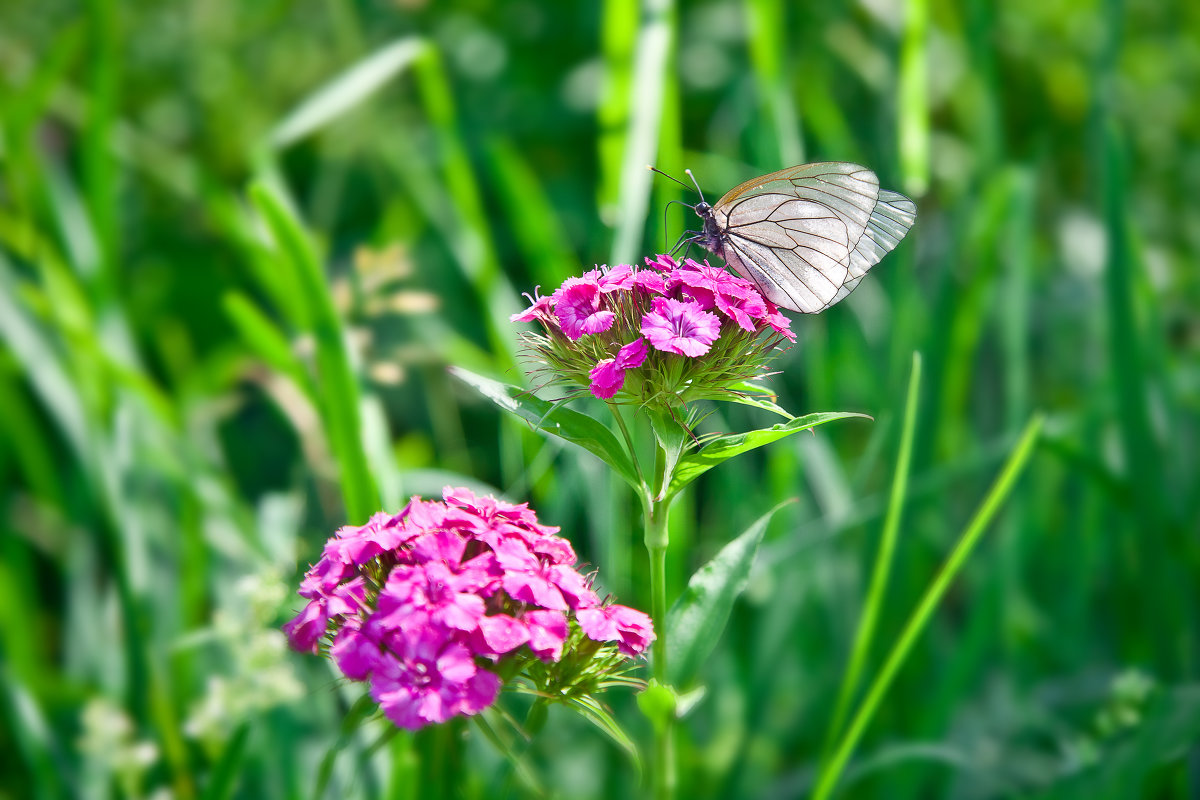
[666,504,781,688]
[1,1,1197,798]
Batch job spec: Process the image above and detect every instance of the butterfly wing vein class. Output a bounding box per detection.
[709,163,916,313]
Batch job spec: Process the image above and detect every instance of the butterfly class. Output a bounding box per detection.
[651,162,916,314]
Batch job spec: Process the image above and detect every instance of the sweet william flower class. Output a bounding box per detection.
[589,338,649,399]
[576,604,656,657]
[284,487,653,731]
[512,255,794,406]
[554,275,615,339]
[640,297,721,357]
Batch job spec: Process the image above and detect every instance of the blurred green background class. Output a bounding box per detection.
[2,0,1198,798]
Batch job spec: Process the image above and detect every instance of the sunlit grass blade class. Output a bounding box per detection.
[249,182,379,522]
[268,38,427,149]
[411,48,519,370]
[472,710,547,798]
[199,722,250,800]
[823,351,921,753]
[899,0,930,197]
[607,0,675,265]
[0,673,66,800]
[812,413,1043,800]
[483,137,580,288]
[745,0,804,167]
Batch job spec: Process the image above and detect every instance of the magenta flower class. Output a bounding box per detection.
[641,297,722,357]
[644,254,679,271]
[670,261,767,332]
[523,609,569,661]
[554,276,615,339]
[285,487,653,731]
[510,291,554,324]
[763,302,796,342]
[589,338,650,399]
[577,604,656,656]
[512,256,794,403]
[597,264,636,292]
[370,628,500,729]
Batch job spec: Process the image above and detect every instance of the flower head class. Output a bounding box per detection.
[284,487,653,731]
[512,256,793,405]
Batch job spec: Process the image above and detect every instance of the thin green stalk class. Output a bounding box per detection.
[608,401,646,486]
[824,352,921,752]
[643,496,674,800]
[812,414,1042,800]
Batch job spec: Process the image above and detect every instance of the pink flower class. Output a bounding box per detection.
[631,270,666,294]
[763,302,796,342]
[644,254,679,271]
[370,628,500,729]
[588,338,650,399]
[282,598,328,653]
[510,291,554,324]
[640,297,721,357]
[577,604,656,656]
[524,609,568,661]
[597,264,635,293]
[553,276,615,339]
[327,511,409,566]
[285,488,655,731]
[474,614,530,655]
[331,621,378,680]
[670,260,768,332]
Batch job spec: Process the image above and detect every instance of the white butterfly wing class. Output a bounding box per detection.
[711,163,916,313]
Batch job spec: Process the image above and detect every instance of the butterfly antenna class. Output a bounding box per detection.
[684,169,707,203]
[647,165,695,193]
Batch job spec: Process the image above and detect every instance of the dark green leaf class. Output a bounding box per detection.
[667,412,869,500]
[646,406,688,501]
[450,367,641,491]
[666,504,786,686]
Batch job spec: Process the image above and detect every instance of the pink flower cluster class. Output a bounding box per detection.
[284,487,654,731]
[513,255,795,400]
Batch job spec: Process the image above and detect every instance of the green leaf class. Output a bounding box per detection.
[269,38,428,149]
[667,412,869,501]
[199,722,249,800]
[666,504,786,687]
[722,380,795,419]
[222,292,310,392]
[567,695,642,774]
[646,406,688,501]
[450,367,641,491]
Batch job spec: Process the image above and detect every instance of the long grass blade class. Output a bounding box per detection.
[823,351,921,754]
[812,414,1043,800]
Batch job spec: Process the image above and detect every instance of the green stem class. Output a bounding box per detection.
[644,448,674,800]
[608,400,646,486]
[823,352,922,754]
[812,414,1043,800]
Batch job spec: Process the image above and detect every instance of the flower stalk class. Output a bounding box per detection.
[643,445,675,800]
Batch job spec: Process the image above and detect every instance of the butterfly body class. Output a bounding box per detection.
[682,162,916,314]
